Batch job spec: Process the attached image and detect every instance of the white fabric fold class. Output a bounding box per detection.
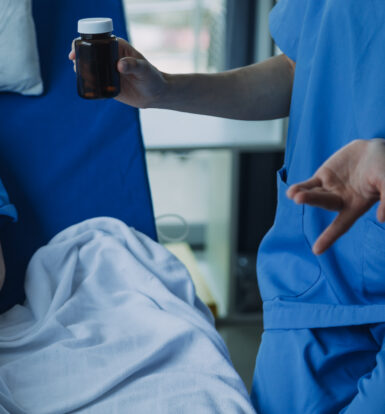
[0,218,254,413]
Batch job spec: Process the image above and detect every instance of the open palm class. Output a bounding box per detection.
[287,139,385,255]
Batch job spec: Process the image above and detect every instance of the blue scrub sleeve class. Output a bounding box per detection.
[269,0,307,62]
[0,179,17,228]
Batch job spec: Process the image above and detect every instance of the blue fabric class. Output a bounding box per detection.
[0,180,17,227]
[252,324,385,414]
[259,0,385,329]
[0,0,156,313]
[252,1,385,412]
[0,218,255,414]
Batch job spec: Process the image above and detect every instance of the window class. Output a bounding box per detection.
[123,0,226,73]
[122,0,282,318]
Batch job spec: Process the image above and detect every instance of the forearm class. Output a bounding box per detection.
[152,54,295,121]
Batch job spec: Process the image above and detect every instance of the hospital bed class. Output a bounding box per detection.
[0,0,156,314]
[0,0,256,412]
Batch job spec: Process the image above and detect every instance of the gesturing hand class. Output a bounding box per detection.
[286,139,385,255]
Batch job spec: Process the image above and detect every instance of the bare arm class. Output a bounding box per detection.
[154,54,295,120]
[69,39,295,121]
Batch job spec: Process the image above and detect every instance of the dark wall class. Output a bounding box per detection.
[235,150,284,313]
[238,151,284,252]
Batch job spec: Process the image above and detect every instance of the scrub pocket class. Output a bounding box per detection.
[363,219,385,301]
[257,167,321,301]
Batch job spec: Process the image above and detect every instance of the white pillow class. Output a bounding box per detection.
[0,0,43,95]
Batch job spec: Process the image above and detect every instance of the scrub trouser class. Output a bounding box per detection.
[251,323,385,414]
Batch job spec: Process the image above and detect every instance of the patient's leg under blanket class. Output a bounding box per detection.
[0,217,255,414]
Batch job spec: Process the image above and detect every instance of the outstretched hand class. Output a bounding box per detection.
[286,139,385,255]
[69,38,167,108]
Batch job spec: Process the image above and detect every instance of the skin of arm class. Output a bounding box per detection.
[69,39,295,121]
[154,54,296,120]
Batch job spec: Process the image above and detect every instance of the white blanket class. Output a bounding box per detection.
[0,218,255,413]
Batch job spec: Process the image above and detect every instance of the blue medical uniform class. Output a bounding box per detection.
[252,1,385,413]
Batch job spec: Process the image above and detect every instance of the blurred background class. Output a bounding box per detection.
[123,0,285,390]
[124,0,226,73]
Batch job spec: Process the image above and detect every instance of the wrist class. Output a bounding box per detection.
[148,72,176,109]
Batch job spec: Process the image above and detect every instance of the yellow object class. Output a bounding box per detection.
[165,243,218,318]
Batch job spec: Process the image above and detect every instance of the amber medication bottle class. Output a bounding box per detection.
[75,18,120,99]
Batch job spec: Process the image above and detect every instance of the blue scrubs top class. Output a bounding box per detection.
[259,0,385,330]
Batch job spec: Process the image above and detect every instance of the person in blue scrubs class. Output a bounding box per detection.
[70,3,385,411]
[0,180,17,292]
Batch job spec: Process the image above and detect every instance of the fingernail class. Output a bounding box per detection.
[312,244,322,255]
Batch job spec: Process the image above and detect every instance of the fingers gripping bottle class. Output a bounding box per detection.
[75,18,120,99]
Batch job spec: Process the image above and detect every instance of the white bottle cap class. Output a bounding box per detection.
[78,18,113,35]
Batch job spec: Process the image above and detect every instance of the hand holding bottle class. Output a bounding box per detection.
[69,37,168,108]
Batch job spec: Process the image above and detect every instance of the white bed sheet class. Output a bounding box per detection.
[0,218,255,413]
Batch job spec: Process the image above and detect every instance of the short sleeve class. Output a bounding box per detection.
[0,179,17,227]
[269,0,307,62]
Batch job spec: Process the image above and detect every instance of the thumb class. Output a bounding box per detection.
[118,57,147,77]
